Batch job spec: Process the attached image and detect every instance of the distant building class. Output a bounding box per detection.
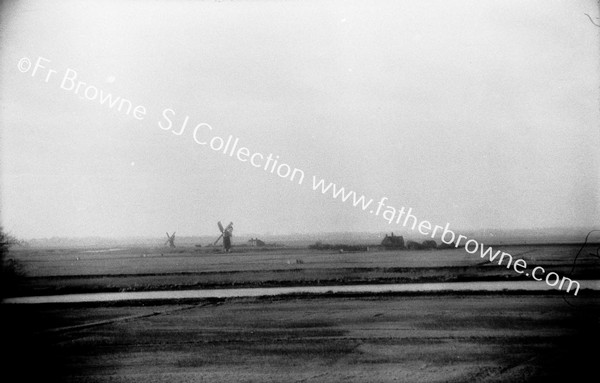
[248,238,266,247]
[381,232,405,249]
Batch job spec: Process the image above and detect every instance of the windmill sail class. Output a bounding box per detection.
[165,232,176,247]
[213,221,233,247]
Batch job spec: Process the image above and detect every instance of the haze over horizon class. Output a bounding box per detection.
[1,0,599,239]
[10,226,599,242]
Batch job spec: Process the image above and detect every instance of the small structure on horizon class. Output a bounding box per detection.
[381,232,405,249]
[165,232,176,248]
[214,221,233,252]
[248,238,266,247]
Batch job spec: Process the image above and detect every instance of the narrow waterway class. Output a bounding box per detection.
[5,280,598,304]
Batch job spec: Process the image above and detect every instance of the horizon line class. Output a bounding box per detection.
[14,226,599,241]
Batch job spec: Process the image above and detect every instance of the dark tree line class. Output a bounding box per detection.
[1,227,22,298]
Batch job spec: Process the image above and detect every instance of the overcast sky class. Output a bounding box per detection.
[1,0,599,238]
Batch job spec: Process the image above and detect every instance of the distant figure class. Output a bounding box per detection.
[223,223,233,252]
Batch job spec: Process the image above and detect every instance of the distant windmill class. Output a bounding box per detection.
[213,221,233,252]
[165,232,176,248]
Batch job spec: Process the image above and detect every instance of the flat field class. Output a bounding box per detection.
[4,243,599,296]
[3,244,599,382]
[3,294,599,382]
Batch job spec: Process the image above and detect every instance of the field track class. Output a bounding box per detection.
[3,294,599,382]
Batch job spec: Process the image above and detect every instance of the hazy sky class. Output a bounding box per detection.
[1,0,599,238]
